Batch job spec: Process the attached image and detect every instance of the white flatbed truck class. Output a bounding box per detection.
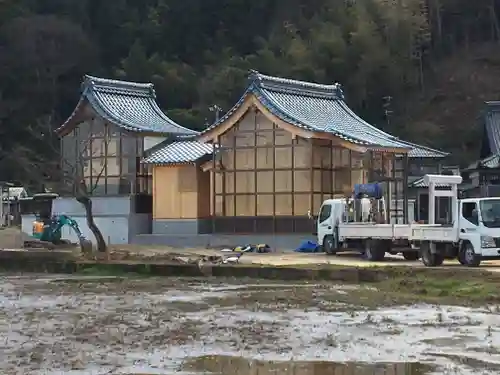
[315,174,500,267]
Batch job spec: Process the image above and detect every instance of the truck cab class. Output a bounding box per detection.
[459,197,500,264]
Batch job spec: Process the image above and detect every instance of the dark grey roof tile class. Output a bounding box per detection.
[142,141,214,165]
[201,71,446,158]
[57,75,198,136]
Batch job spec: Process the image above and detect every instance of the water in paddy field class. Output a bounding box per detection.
[0,274,499,375]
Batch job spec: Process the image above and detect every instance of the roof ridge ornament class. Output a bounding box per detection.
[333,82,344,100]
[248,70,344,100]
[83,74,156,98]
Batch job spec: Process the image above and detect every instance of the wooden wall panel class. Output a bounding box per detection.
[293,146,310,168]
[237,110,256,132]
[312,170,322,193]
[313,194,323,213]
[351,151,365,169]
[275,194,292,215]
[257,195,273,215]
[256,148,274,169]
[221,149,234,169]
[274,128,293,145]
[256,111,274,130]
[197,169,211,218]
[294,193,310,215]
[219,127,236,147]
[214,195,223,215]
[275,147,292,168]
[235,149,255,169]
[235,195,255,216]
[321,170,333,194]
[275,171,292,192]
[335,169,351,194]
[312,146,331,168]
[153,165,200,219]
[178,166,197,192]
[235,132,254,147]
[256,171,274,192]
[294,170,311,192]
[224,195,234,216]
[225,172,234,193]
[256,131,274,146]
[214,172,223,195]
[235,171,255,193]
[153,166,178,219]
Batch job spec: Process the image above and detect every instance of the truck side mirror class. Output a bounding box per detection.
[307,210,313,220]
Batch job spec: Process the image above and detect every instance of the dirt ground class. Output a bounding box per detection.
[4,225,500,272]
[0,274,499,375]
[0,227,33,249]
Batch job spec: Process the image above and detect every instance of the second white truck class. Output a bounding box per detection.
[315,174,500,267]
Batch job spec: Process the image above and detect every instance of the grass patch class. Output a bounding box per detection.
[236,264,500,304]
[375,267,500,303]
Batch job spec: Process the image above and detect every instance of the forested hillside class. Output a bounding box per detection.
[0,0,499,186]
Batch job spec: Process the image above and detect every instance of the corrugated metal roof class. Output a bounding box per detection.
[57,75,198,136]
[142,141,214,165]
[201,71,446,157]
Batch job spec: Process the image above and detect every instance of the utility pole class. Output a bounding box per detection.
[382,95,393,129]
[209,104,222,123]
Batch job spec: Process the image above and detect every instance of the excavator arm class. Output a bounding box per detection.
[55,215,93,254]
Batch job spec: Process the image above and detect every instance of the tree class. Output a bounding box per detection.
[9,115,108,253]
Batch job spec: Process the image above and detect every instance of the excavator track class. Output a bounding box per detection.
[23,240,56,250]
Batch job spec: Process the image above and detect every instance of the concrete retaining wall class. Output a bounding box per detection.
[152,218,211,235]
[22,196,151,245]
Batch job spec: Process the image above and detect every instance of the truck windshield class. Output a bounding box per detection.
[480,199,500,228]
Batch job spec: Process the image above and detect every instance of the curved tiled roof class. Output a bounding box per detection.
[56,75,198,136]
[394,139,448,158]
[202,70,447,157]
[142,141,214,165]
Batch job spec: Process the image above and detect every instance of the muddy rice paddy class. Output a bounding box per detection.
[0,274,499,375]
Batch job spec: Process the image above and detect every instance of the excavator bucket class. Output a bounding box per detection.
[80,238,93,255]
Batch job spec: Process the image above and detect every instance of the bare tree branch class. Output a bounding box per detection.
[16,115,110,253]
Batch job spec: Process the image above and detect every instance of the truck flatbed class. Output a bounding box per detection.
[338,223,457,242]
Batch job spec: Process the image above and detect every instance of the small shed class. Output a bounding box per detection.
[1,186,28,225]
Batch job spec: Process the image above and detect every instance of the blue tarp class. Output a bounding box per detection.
[294,240,321,253]
[353,183,383,199]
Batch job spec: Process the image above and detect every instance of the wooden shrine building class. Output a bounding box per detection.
[53,75,197,244]
[143,71,446,235]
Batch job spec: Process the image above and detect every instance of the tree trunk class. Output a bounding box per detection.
[75,195,107,253]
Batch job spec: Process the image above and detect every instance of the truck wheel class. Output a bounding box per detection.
[363,240,385,261]
[323,235,336,255]
[459,242,481,267]
[402,251,419,261]
[420,242,444,267]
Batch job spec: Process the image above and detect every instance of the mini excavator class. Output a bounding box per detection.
[23,193,92,253]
